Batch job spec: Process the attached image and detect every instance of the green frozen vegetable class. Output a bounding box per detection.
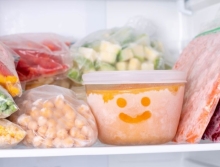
[67,69,81,83]
[118,48,134,62]
[130,44,145,61]
[0,87,18,118]
[154,57,164,70]
[75,56,93,69]
[96,62,116,71]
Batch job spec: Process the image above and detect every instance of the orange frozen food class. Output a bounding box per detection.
[0,119,26,148]
[10,85,98,148]
[173,28,220,143]
[0,42,22,97]
[83,71,186,145]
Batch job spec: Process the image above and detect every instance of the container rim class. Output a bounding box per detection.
[82,70,187,85]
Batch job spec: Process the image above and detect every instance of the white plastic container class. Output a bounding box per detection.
[83,70,186,145]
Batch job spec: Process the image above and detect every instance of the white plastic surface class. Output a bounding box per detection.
[0,151,220,167]
[0,141,218,158]
[0,155,109,167]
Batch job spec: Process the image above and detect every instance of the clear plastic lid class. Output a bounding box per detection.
[82,70,187,84]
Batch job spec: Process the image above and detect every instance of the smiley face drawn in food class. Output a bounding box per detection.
[117,97,151,123]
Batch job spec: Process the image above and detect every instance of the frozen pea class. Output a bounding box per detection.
[0,89,18,118]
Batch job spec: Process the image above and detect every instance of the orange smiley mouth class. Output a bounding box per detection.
[119,111,151,123]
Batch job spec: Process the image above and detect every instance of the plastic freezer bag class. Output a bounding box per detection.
[0,86,18,118]
[0,42,22,97]
[24,74,77,90]
[0,33,72,82]
[10,85,97,148]
[23,74,86,100]
[68,16,168,84]
[203,101,220,141]
[13,54,20,67]
[0,119,26,148]
[173,27,220,143]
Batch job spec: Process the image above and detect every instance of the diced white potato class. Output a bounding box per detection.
[145,46,160,62]
[128,58,141,70]
[78,47,97,62]
[116,62,128,71]
[99,41,121,53]
[141,62,154,70]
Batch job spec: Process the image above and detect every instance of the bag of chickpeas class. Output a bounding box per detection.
[10,85,98,148]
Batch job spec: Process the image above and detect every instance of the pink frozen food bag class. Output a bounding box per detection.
[173,28,220,143]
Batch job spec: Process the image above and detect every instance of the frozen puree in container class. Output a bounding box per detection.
[83,71,186,145]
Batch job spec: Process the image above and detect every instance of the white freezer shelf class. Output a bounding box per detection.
[0,141,220,158]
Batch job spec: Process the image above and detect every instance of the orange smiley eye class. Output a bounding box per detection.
[117,98,127,108]
[141,97,151,107]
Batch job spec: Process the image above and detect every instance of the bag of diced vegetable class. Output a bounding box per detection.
[0,86,18,118]
[68,16,169,84]
[0,33,72,82]
[0,42,22,97]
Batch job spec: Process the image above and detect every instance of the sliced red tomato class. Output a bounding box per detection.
[16,59,40,81]
[15,49,67,81]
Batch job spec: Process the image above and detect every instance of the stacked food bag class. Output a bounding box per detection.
[0,42,26,148]
[0,32,99,148]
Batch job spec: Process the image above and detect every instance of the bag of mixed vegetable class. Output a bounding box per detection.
[0,86,18,118]
[0,33,72,82]
[68,16,170,84]
[0,42,22,97]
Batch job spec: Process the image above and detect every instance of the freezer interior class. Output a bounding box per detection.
[0,0,220,166]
